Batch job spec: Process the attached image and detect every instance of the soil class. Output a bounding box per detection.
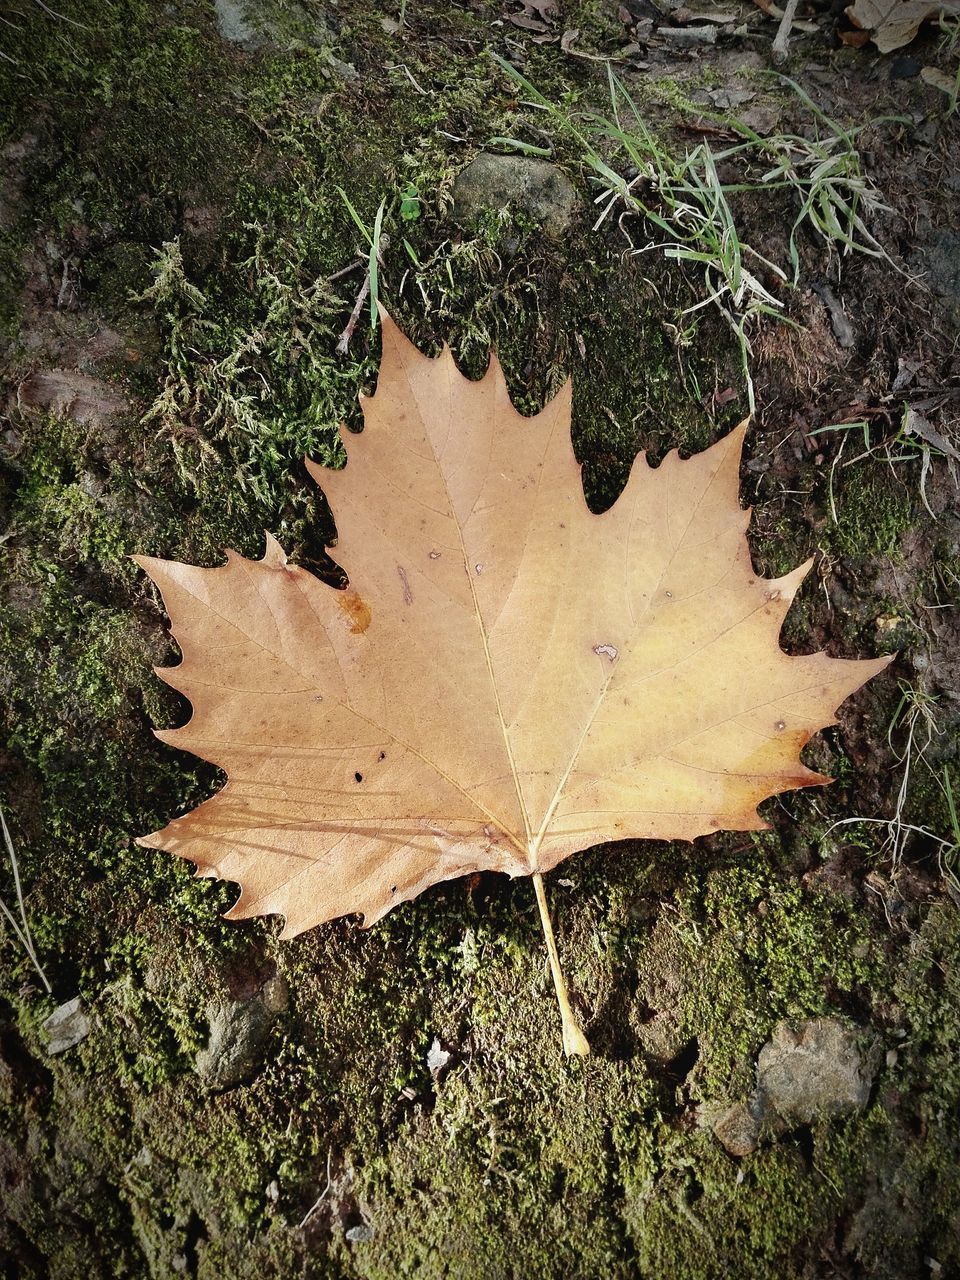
[1,2,959,1278]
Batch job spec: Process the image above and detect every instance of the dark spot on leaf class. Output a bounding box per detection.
[339,589,371,634]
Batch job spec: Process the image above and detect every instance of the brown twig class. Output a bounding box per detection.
[772,0,802,61]
[753,0,818,32]
[335,236,389,355]
[336,277,371,356]
[325,257,365,286]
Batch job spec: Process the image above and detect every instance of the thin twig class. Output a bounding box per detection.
[325,257,365,286]
[385,62,428,95]
[56,256,75,309]
[772,0,801,64]
[336,276,371,355]
[336,234,389,355]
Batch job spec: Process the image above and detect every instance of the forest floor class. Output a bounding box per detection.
[1,1,959,1277]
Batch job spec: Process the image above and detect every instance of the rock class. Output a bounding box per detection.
[43,997,91,1055]
[18,369,130,426]
[696,87,756,110]
[426,1037,451,1079]
[327,55,358,82]
[345,1223,375,1243]
[452,154,577,239]
[711,1096,765,1157]
[706,1019,872,1156]
[195,974,288,1090]
[213,0,337,55]
[757,1019,871,1125]
[213,0,258,47]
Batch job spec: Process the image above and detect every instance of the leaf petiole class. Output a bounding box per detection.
[532,873,590,1058]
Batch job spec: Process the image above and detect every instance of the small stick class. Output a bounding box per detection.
[325,257,365,286]
[336,278,369,355]
[532,872,590,1057]
[336,235,389,356]
[772,0,801,64]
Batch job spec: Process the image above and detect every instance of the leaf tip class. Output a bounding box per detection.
[261,531,288,567]
[727,416,751,459]
[132,552,163,581]
[769,556,816,606]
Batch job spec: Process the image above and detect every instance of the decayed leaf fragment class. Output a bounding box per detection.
[136,311,890,1054]
[843,0,960,52]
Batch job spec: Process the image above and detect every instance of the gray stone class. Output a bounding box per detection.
[212,0,337,55]
[757,1019,871,1125]
[452,154,577,239]
[345,1223,375,1243]
[711,1096,765,1157]
[195,974,288,1090]
[213,0,258,47]
[43,997,91,1055]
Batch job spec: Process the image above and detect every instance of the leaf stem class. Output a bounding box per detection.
[532,873,590,1058]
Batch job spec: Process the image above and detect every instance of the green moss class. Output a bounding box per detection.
[829,464,914,560]
[672,849,877,1094]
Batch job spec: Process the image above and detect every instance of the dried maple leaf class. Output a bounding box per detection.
[136,312,890,1054]
[843,0,960,52]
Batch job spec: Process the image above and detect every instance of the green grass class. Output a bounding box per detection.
[489,56,902,413]
[0,804,52,993]
[809,409,958,526]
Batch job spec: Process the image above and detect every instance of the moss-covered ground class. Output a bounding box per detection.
[2,2,959,1277]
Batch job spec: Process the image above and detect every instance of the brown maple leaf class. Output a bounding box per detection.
[843,0,960,51]
[136,312,890,1054]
